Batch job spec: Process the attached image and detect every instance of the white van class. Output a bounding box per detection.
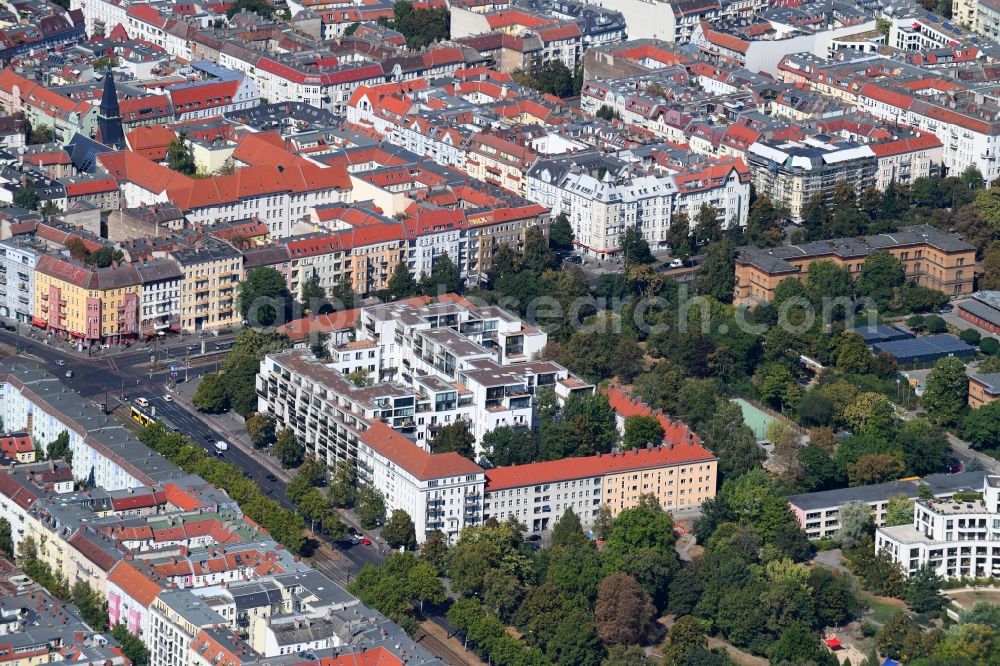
[215,441,229,452]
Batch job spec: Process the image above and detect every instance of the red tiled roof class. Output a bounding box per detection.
[0,435,31,457]
[110,490,166,511]
[65,177,118,197]
[869,132,942,157]
[701,22,749,53]
[168,79,240,111]
[360,421,483,481]
[537,23,581,41]
[163,482,205,511]
[860,83,915,110]
[108,561,162,607]
[314,647,403,666]
[485,414,715,493]
[25,151,71,166]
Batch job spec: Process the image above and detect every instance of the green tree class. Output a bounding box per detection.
[523,226,557,273]
[548,610,605,666]
[482,427,537,466]
[758,363,800,411]
[876,612,938,661]
[622,415,664,450]
[965,399,1000,451]
[45,431,71,462]
[982,241,1000,290]
[898,418,948,475]
[376,0,449,49]
[329,461,357,508]
[238,266,289,325]
[298,274,328,313]
[245,412,276,449]
[12,186,39,210]
[383,509,417,551]
[621,226,654,265]
[273,428,304,468]
[849,453,904,486]
[421,252,462,295]
[550,214,574,250]
[693,237,737,302]
[72,580,108,630]
[221,329,291,416]
[836,332,874,374]
[0,518,10,556]
[166,131,196,175]
[387,261,418,300]
[858,251,905,308]
[905,564,945,613]
[420,529,450,573]
[837,500,874,550]
[562,391,618,454]
[192,373,229,413]
[356,484,386,529]
[225,0,274,17]
[769,623,833,665]
[884,493,915,527]
[744,196,784,247]
[923,356,969,426]
[86,246,125,268]
[329,273,354,309]
[430,421,474,458]
[110,624,150,666]
[925,314,947,333]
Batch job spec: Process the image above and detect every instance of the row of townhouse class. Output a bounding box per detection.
[355,384,717,542]
[525,150,750,259]
[0,359,446,666]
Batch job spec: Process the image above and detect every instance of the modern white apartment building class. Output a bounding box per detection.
[355,300,591,444]
[256,348,475,466]
[0,238,41,324]
[358,421,485,543]
[877,474,1000,579]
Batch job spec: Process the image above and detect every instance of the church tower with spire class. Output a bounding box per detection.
[96,69,125,149]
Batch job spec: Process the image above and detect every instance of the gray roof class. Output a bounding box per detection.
[788,470,989,511]
[156,589,227,627]
[971,372,1000,395]
[737,224,975,274]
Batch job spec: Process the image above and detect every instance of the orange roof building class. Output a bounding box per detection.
[107,561,164,636]
[484,390,717,531]
[357,421,485,544]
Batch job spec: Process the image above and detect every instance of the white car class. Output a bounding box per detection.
[163,395,173,402]
[215,441,229,452]
[135,397,149,408]
[668,259,684,269]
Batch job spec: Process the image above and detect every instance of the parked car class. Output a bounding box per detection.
[944,456,963,474]
[940,303,954,313]
[524,534,542,542]
[264,473,277,482]
[360,536,372,546]
[668,258,684,269]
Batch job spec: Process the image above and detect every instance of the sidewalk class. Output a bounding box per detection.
[169,376,292,482]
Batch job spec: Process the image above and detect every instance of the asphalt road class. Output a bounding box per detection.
[0,326,386,577]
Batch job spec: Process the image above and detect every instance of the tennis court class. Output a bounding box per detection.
[731,398,773,440]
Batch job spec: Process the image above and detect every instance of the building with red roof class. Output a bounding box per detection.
[166,76,259,121]
[0,435,34,463]
[484,405,717,531]
[358,422,485,544]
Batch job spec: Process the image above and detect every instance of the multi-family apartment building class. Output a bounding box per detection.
[358,421,485,543]
[137,260,183,335]
[33,255,141,344]
[483,441,718,531]
[789,471,989,540]
[169,238,243,333]
[876,474,1000,579]
[0,238,42,325]
[526,151,750,258]
[746,138,877,220]
[734,225,977,306]
[352,299,590,443]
